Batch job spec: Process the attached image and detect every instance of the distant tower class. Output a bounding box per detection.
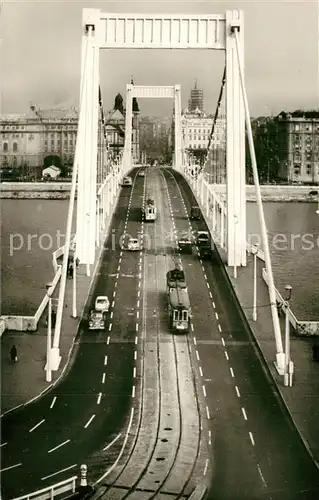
[188,80,204,112]
[131,78,140,163]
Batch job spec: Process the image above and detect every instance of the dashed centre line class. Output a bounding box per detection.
[84,415,95,428]
[29,419,45,433]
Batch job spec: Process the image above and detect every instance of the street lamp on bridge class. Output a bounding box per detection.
[251,244,259,321]
[283,284,293,387]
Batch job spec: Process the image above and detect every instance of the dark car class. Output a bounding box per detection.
[190,206,201,220]
[178,233,194,253]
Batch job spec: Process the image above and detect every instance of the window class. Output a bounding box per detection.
[305,124,312,132]
[3,142,8,152]
[306,164,312,175]
[12,142,18,152]
[294,165,301,175]
[294,124,299,132]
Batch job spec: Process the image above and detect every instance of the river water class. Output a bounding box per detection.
[1,199,318,320]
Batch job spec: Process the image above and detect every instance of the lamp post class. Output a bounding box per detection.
[251,244,259,321]
[316,189,319,214]
[45,282,53,383]
[233,215,238,278]
[284,284,292,387]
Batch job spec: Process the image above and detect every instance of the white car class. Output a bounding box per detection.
[127,237,140,251]
[138,170,145,177]
[94,296,110,313]
[122,176,132,186]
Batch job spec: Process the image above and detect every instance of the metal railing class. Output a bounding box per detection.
[12,476,77,500]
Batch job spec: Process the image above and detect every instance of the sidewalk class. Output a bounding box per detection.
[0,207,116,417]
[221,250,319,467]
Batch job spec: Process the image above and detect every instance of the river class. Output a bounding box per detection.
[1,199,318,320]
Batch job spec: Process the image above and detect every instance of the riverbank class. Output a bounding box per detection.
[1,181,318,201]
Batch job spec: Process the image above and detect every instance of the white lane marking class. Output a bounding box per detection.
[97,393,102,405]
[107,336,110,344]
[84,415,96,428]
[208,430,212,445]
[221,337,225,346]
[196,350,200,360]
[235,386,241,397]
[202,385,207,397]
[191,323,194,331]
[132,385,135,397]
[193,336,197,345]
[120,251,123,257]
[199,366,203,377]
[111,300,115,308]
[218,324,222,332]
[242,407,248,420]
[113,291,116,297]
[137,290,140,297]
[136,323,139,331]
[136,311,139,319]
[118,258,122,264]
[41,464,77,481]
[110,311,113,319]
[104,355,108,366]
[137,300,140,308]
[135,336,138,345]
[203,459,209,476]
[0,463,22,472]
[29,419,45,433]
[203,273,207,280]
[50,396,57,409]
[133,367,136,378]
[103,433,122,452]
[212,302,216,308]
[230,367,234,378]
[108,324,112,332]
[134,350,137,360]
[224,351,229,361]
[102,373,106,384]
[206,406,210,419]
[215,312,219,320]
[209,291,213,298]
[257,464,267,487]
[0,442,8,447]
[115,282,118,288]
[48,439,70,454]
[249,431,255,446]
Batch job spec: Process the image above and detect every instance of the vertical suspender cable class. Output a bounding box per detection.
[233,27,283,356]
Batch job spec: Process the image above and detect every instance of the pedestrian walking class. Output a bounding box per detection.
[51,309,56,328]
[69,263,74,279]
[10,345,18,363]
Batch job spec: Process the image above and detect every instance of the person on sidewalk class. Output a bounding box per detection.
[10,345,18,363]
[69,263,74,279]
[51,309,56,328]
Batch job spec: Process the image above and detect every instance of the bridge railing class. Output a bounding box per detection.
[12,476,77,500]
[181,168,319,337]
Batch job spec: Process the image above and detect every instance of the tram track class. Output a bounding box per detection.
[95,168,207,499]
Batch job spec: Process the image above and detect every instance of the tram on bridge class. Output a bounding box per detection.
[166,266,191,333]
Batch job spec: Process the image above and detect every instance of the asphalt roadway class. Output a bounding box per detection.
[1,167,319,500]
[0,171,144,498]
[162,168,319,500]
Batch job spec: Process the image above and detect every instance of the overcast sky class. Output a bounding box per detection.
[1,0,318,118]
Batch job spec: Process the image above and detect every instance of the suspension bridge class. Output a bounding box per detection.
[50,7,285,375]
[4,7,319,500]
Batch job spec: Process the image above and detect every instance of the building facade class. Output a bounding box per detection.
[1,97,141,176]
[188,81,204,112]
[254,111,319,183]
[278,113,319,183]
[0,106,78,174]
